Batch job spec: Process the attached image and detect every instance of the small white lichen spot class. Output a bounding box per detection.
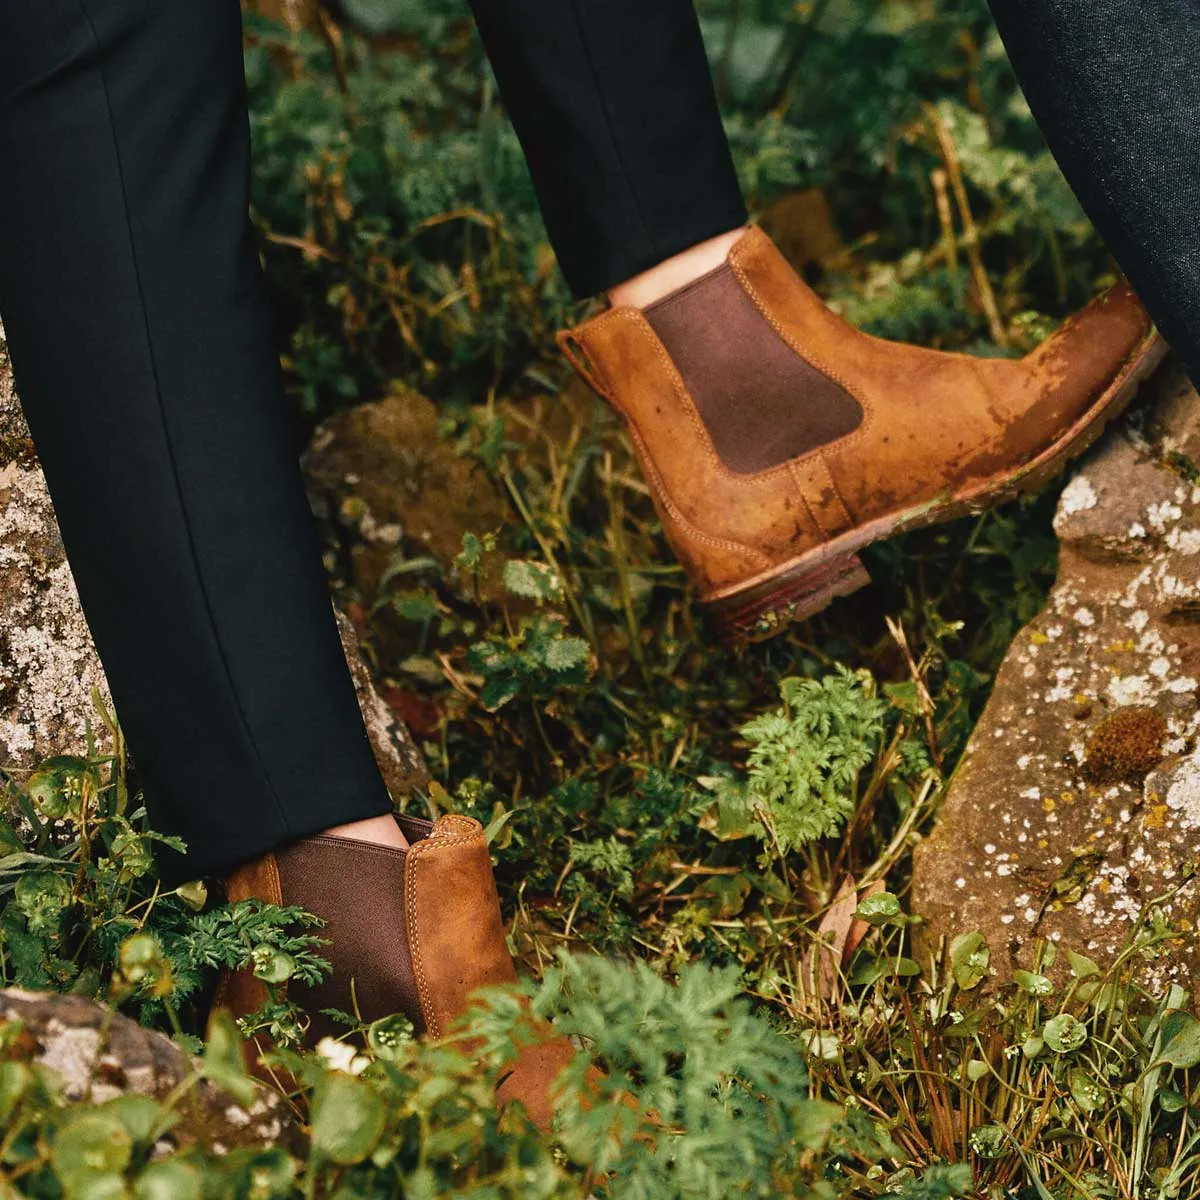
[1137,627,1165,656]
[1073,607,1095,627]
[1148,501,1183,531]
[1122,567,1153,608]
[1107,674,1152,706]
[1167,528,1200,555]
[36,1027,103,1100]
[1060,474,1098,514]
[1166,751,1200,830]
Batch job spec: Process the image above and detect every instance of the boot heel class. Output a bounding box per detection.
[705,550,871,644]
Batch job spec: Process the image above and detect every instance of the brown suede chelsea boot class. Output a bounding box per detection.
[558,226,1166,641]
[212,813,575,1131]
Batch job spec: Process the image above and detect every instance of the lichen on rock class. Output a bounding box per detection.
[0,988,298,1150]
[0,324,426,803]
[913,358,1200,998]
[0,325,114,766]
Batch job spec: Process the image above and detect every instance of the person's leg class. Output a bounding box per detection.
[986,0,1200,384]
[465,0,748,299]
[0,6,574,1113]
[470,0,1164,641]
[0,0,402,880]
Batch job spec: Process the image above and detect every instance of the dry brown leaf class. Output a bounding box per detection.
[845,879,886,967]
[801,876,858,1000]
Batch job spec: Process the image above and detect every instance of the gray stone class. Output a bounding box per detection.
[913,358,1200,996]
[0,327,113,766]
[0,987,299,1150]
[0,327,426,801]
[336,605,428,799]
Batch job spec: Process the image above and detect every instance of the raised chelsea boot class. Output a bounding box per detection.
[558,226,1166,641]
[212,813,576,1131]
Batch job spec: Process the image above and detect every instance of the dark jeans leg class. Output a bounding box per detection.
[988,0,1200,382]
[0,0,394,882]
[468,0,748,297]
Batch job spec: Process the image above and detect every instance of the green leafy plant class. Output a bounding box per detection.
[717,670,889,855]
[464,558,594,711]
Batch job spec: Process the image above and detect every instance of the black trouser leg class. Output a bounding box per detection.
[988,0,1200,382]
[0,0,393,882]
[467,0,748,297]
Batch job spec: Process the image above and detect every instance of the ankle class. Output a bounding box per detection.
[319,813,409,851]
[607,227,746,309]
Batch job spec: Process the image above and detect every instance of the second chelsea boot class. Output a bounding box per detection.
[212,813,576,1132]
[559,226,1166,641]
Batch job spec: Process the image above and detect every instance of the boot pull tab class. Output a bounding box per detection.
[556,329,612,402]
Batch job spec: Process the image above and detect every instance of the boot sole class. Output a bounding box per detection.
[704,330,1170,644]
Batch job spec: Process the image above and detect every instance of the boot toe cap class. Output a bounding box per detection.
[1034,280,1158,403]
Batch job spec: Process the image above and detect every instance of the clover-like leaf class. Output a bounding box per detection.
[1043,1013,1087,1054]
[1157,1010,1200,1069]
[202,1009,257,1108]
[1067,950,1100,979]
[855,891,901,926]
[134,1159,204,1200]
[966,1059,989,1082]
[27,769,69,820]
[1012,970,1054,997]
[368,1013,415,1062]
[969,1122,1007,1159]
[950,932,989,990]
[174,880,208,912]
[50,1111,132,1196]
[1068,1067,1104,1113]
[311,1072,386,1164]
